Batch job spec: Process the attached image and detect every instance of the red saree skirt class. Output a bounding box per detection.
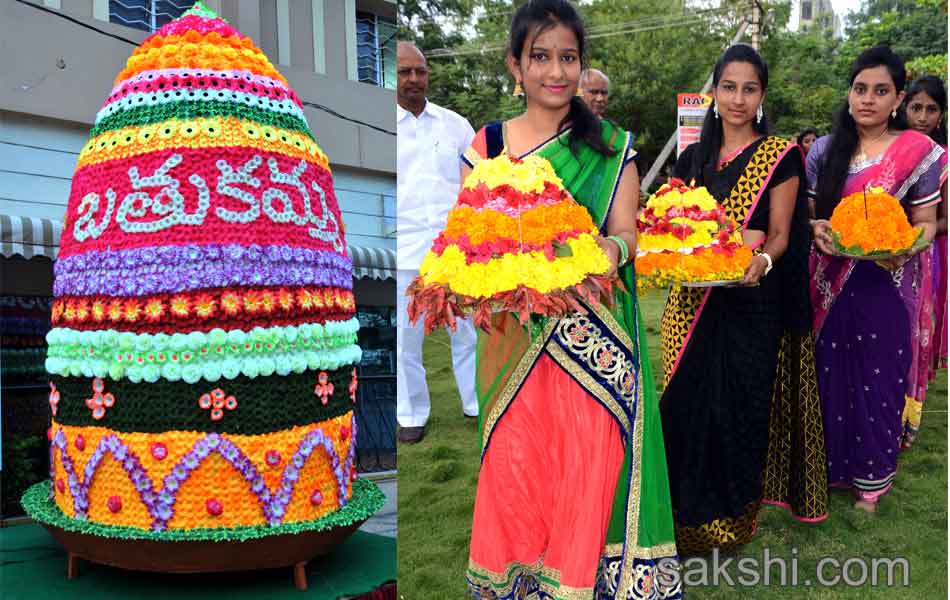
[469,353,624,595]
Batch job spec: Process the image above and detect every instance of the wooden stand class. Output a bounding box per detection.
[43,519,367,591]
[67,553,80,579]
[293,561,308,591]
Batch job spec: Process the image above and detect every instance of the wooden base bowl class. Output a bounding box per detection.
[42,518,366,590]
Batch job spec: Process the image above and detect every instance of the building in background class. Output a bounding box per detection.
[788,0,842,39]
[0,0,396,519]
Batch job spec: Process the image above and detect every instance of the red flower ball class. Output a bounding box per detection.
[107,496,122,513]
[75,435,86,451]
[310,490,323,506]
[56,479,65,493]
[150,442,168,460]
[206,498,223,516]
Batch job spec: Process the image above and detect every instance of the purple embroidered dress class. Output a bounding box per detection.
[806,130,947,502]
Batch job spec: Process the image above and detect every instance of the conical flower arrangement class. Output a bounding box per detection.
[22,2,383,555]
[635,178,752,288]
[407,155,619,333]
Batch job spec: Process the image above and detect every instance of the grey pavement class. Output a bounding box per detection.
[359,473,396,538]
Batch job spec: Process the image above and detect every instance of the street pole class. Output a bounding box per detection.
[751,0,762,51]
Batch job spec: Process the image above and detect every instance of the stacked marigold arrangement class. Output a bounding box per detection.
[22,2,383,546]
[635,178,752,288]
[407,155,618,333]
[830,187,923,257]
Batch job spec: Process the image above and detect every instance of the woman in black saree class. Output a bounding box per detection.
[660,44,828,555]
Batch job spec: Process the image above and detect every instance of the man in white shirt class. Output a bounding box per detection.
[396,41,478,444]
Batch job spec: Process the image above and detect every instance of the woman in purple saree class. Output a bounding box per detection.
[808,47,946,513]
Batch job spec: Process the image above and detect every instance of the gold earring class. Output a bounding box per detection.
[513,82,524,97]
[575,87,584,97]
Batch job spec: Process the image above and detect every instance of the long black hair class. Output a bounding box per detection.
[688,44,770,179]
[814,46,907,219]
[898,75,948,146]
[509,0,614,156]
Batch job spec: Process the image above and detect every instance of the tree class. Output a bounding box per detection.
[411,0,945,181]
[761,27,843,137]
[838,0,948,78]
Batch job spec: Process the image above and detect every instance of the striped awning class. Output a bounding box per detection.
[0,216,394,279]
[0,215,62,260]
[349,245,396,281]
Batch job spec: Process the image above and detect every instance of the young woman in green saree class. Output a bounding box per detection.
[461,2,680,599]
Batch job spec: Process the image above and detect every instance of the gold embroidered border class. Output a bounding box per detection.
[542,582,595,600]
[552,313,636,409]
[603,541,679,561]
[724,136,790,227]
[468,556,595,600]
[546,344,629,432]
[674,501,759,556]
[481,321,556,450]
[589,302,637,355]
[616,364,647,593]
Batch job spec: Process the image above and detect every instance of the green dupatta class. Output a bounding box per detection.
[473,120,680,599]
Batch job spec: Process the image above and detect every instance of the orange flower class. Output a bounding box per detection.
[830,189,919,254]
[170,295,190,317]
[635,246,752,289]
[277,289,295,311]
[91,301,106,322]
[193,294,217,318]
[221,292,241,315]
[123,300,141,322]
[74,300,89,321]
[442,201,595,246]
[144,299,165,321]
[259,290,275,312]
[243,290,261,313]
[108,299,124,322]
[51,301,65,322]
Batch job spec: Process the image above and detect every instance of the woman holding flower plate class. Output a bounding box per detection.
[458,1,681,598]
[809,47,946,512]
[660,44,826,555]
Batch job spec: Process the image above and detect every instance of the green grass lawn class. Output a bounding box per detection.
[397,289,948,598]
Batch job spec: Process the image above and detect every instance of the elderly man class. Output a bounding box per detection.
[580,68,610,117]
[396,41,478,444]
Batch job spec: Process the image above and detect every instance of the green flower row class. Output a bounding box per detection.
[45,319,360,383]
[89,100,310,138]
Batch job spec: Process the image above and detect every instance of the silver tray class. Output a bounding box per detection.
[678,278,744,288]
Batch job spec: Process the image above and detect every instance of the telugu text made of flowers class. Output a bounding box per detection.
[71,153,344,252]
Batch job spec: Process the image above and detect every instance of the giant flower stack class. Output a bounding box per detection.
[22,2,383,551]
[407,155,618,333]
[636,178,752,288]
[830,187,923,257]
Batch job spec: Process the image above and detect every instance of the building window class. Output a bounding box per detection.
[801,0,813,21]
[353,304,395,472]
[356,11,396,89]
[1,255,54,520]
[109,0,194,33]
